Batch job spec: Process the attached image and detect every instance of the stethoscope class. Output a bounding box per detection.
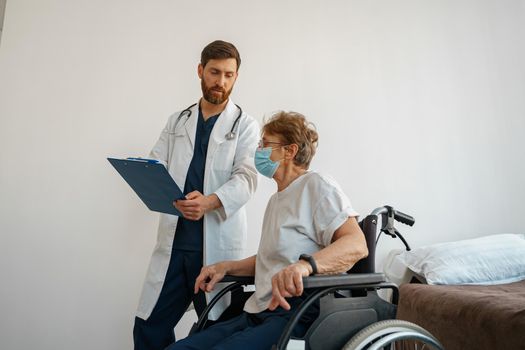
[175,103,243,140]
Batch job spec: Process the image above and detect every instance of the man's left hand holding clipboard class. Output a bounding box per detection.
[108,157,185,216]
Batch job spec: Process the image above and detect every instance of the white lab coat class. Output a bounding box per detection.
[136,99,259,320]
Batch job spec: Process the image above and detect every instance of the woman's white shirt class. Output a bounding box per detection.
[244,171,358,313]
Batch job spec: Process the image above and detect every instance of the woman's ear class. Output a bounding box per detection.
[285,144,299,161]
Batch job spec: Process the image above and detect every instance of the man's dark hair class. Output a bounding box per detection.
[201,40,241,71]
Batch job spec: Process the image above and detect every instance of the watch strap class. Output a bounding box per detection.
[299,254,318,275]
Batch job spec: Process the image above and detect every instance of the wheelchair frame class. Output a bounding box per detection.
[190,206,443,350]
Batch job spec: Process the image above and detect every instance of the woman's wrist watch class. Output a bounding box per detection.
[299,254,318,275]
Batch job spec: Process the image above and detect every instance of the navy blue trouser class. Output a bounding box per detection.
[165,297,318,350]
[133,249,206,350]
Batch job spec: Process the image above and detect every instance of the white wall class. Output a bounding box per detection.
[1,0,524,349]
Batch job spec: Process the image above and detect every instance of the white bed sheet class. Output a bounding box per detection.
[382,249,423,285]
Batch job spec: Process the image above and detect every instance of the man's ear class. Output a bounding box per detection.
[197,64,203,79]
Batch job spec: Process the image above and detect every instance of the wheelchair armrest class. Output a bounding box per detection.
[302,273,386,289]
[221,273,386,288]
[221,275,255,285]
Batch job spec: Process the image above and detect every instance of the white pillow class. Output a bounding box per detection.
[399,233,525,285]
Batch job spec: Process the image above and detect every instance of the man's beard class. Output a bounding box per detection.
[201,80,232,105]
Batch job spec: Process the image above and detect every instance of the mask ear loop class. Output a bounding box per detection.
[273,144,291,164]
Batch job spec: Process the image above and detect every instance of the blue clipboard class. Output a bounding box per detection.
[108,157,184,216]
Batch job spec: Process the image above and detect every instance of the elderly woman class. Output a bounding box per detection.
[166,111,368,350]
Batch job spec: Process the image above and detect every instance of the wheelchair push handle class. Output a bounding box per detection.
[370,205,414,251]
[393,209,415,226]
[371,205,415,226]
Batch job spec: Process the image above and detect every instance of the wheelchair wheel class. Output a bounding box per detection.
[342,319,444,350]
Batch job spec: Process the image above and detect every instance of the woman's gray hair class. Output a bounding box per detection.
[262,111,319,169]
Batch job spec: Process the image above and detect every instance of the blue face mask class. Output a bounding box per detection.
[254,147,280,178]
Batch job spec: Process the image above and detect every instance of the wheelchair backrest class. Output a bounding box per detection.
[348,214,378,274]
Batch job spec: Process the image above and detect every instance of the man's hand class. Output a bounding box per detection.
[174,191,212,221]
[194,262,229,294]
[268,261,312,311]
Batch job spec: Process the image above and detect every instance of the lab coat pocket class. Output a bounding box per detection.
[219,210,247,251]
[213,143,236,172]
[166,130,185,154]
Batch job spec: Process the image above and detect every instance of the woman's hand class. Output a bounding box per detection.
[194,262,229,294]
[268,261,312,311]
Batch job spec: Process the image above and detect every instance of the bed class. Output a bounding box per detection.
[397,280,525,350]
[382,233,525,350]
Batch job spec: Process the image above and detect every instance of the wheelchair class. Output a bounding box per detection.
[189,206,444,350]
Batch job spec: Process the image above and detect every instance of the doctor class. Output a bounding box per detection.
[133,40,259,350]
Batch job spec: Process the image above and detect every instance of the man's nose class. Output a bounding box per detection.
[216,74,226,87]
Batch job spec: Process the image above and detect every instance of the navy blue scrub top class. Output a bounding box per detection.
[173,107,220,251]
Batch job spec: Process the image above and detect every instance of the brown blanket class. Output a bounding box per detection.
[396,280,525,350]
